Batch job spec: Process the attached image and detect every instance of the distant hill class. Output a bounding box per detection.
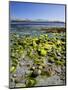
[11,20,65,24]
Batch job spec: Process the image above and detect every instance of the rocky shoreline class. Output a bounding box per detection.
[9,33,66,88]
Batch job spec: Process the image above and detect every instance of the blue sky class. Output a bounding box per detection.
[10,2,65,22]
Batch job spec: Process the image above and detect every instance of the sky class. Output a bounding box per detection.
[10,1,65,22]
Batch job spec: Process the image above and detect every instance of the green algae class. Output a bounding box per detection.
[10,32,66,87]
[26,78,37,87]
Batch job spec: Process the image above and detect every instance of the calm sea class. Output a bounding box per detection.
[10,21,65,36]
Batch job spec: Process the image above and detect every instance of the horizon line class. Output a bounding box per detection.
[10,19,65,23]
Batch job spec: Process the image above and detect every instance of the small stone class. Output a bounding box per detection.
[38,70,41,75]
[32,66,35,70]
[12,74,17,78]
[39,66,42,69]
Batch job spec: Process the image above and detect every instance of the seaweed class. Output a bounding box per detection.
[10,32,66,87]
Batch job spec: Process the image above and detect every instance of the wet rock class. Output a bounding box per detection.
[35,75,63,86]
[30,69,41,78]
[15,83,26,88]
[54,66,61,73]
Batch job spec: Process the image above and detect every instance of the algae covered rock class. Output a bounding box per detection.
[26,78,37,87]
[10,33,66,87]
[10,66,16,73]
[40,49,47,56]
